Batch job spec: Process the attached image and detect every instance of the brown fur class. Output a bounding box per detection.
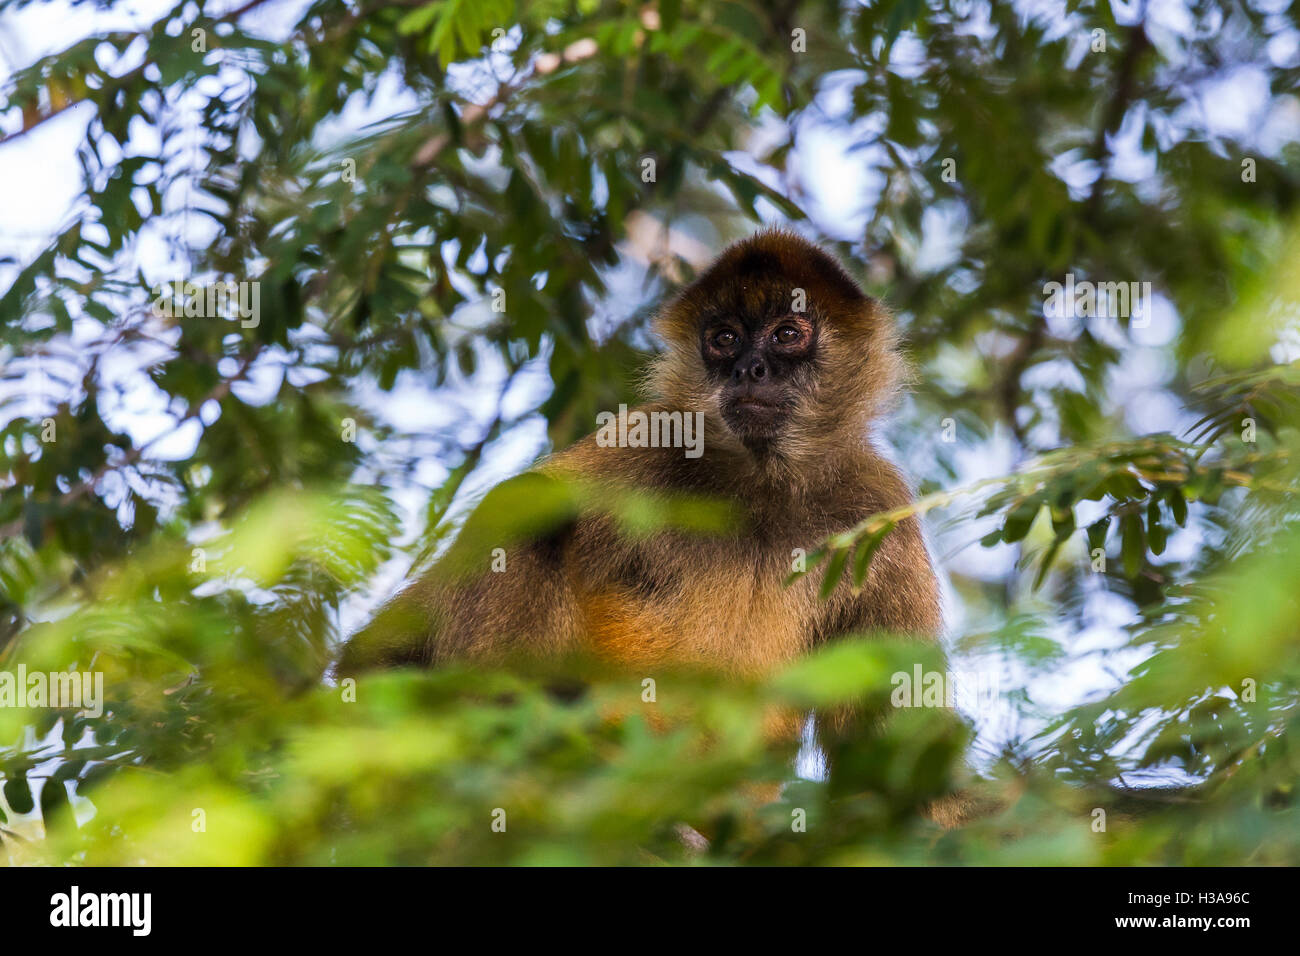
[339,230,940,679]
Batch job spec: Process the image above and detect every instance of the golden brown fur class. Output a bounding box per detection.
[339,230,940,679]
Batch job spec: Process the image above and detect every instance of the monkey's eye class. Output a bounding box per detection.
[711,329,738,349]
[773,325,802,345]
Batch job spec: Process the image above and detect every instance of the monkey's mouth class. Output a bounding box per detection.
[721,395,790,440]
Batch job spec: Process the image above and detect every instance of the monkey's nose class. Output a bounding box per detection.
[733,358,766,382]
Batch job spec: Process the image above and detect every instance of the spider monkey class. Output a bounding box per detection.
[339,230,964,819]
[342,229,937,669]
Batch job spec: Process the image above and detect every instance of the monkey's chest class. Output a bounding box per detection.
[573,533,824,674]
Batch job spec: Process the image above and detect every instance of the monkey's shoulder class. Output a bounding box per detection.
[539,412,719,492]
[807,451,919,522]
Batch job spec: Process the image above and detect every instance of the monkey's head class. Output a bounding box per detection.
[649,230,902,469]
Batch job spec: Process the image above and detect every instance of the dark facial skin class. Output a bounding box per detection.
[700,311,819,446]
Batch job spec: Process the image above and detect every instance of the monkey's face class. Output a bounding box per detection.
[701,312,819,446]
[652,231,901,466]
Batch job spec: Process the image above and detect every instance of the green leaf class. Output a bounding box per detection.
[1032,538,1062,592]
[819,548,850,599]
[40,778,71,828]
[852,521,895,587]
[1002,500,1041,543]
[1050,504,1075,539]
[397,4,442,35]
[3,774,34,815]
[1120,513,1145,579]
[1169,488,1188,526]
[1086,516,1110,554]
